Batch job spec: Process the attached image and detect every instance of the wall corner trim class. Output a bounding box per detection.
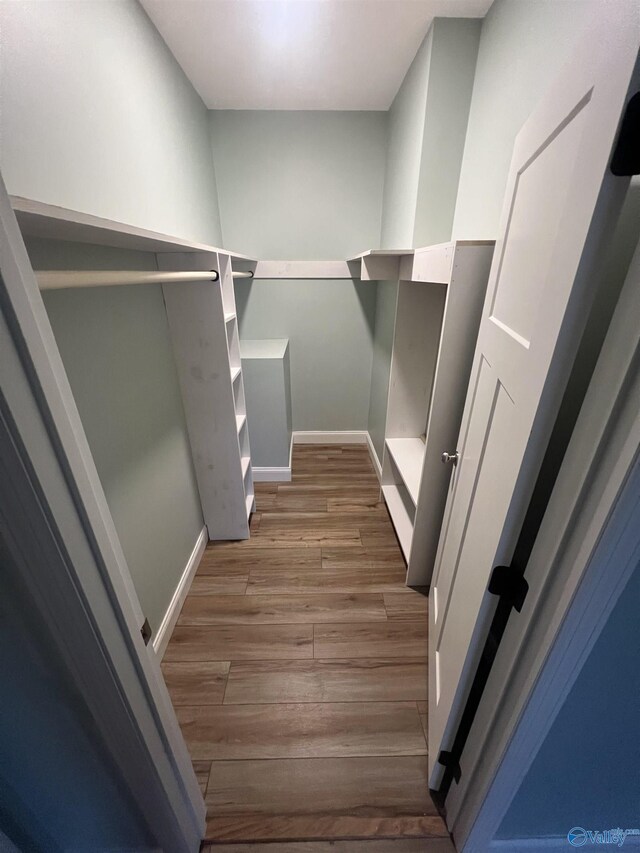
[153,526,208,658]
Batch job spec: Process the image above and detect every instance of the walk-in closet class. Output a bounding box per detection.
[2,2,638,852]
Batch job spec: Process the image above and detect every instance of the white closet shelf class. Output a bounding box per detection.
[347,249,414,262]
[236,414,246,433]
[245,492,254,518]
[381,484,414,561]
[231,366,241,383]
[10,195,256,260]
[225,312,236,324]
[385,437,425,505]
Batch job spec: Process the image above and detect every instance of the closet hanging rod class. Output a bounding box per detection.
[232,271,254,279]
[34,269,219,291]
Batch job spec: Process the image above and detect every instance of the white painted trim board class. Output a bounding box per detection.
[252,467,291,482]
[154,526,208,658]
[292,430,368,445]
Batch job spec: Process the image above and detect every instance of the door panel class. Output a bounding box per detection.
[429,13,639,786]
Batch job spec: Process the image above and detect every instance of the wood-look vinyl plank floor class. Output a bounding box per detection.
[197,547,322,573]
[313,621,427,659]
[290,474,380,487]
[360,529,404,548]
[188,576,248,596]
[161,661,229,705]
[202,841,454,852]
[321,546,405,570]
[178,593,388,626]
[327,499,385,513]
[246,565,409,595]
[163,445,435,845]
[192,760,211,796]
[418,701,429,741]
[223,659,428,704]
[383,591,429,620]
[248,530,363,548]
[176,702,427,760]
[205,756,434,816]
[204,817,450,845]
[259,512,389,532]
[164,625,313,661]
[277,484,382,498]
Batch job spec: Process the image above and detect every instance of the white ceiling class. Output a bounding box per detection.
[141,0,493,111]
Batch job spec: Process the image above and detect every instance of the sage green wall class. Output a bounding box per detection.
[1,0,221,636]
[413,19,481,246]
[235,279,376,431]
[28,239,203,637]
[452,0,602,239]
[241,341,292,468]
[211,111,386,430]
[0,0,222,244]
[210,111,385,260]
[380,28,434,249]
[380,19,479,250]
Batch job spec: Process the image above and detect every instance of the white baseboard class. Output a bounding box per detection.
[366,432,383,481]
[292,430,368,445]
[153,525,207,658]
[253,467,291,482]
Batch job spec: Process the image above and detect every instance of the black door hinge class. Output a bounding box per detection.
[141,617,152,646]
[611,91,640,177]
[437,750,462,784]
[488,565,529,612]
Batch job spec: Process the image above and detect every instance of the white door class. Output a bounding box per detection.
[429,14,639,787]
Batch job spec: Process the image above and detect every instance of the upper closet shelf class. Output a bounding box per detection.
[348,241,494,283]
[10,195,256,260]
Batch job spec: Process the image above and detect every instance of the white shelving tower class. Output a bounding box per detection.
[221,254,255,523]
[380,241,495,585]
[159,250,254,540]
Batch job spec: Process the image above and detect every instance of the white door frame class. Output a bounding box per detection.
[0,174,205,849]
[447,230,640,850]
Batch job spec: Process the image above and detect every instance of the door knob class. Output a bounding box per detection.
[441,451,459,465]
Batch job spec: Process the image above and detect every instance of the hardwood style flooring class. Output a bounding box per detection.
[163,444,452,851]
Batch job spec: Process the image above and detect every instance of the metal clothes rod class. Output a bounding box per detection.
[232,271,254,279]
[35,269,219,291]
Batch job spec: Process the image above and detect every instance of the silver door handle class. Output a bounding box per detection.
[441,451,459,465]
